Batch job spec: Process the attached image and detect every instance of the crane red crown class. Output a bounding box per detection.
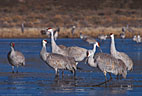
[97,42,100,47]
[11,42,15,47]
[44,40,47,42]
[48,28,52,30]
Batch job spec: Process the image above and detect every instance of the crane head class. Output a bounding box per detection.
[110,33,114,38]
[10,42,15,47]
[96,42,100,47]
[47,27,53,33]
[42,39,47,45]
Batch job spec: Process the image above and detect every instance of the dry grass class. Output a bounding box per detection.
[0,0,142,28]
[0,27,141,38]
[0,0,142,38]
[0,28,43,38]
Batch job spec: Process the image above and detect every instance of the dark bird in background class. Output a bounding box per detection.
[21,23,24,33]
[71,25,76,35]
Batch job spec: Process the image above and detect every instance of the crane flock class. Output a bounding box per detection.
[7,27,136,85]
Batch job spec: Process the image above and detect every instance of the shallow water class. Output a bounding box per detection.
[0,38,141,96]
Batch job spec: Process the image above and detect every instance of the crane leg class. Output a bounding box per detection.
[73,70,76,77]
[103,71,108,87]
[104,71,107,81]
[62,70,64,78]
[116,75,119,80]
[109,73,112,80]
[16,66,19,73]
[12,66,14,73]
[55,68,59,77]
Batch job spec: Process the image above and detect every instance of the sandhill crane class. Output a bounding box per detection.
[66,46,88,62]
[47,28,89,62]
[110,33,133,71]
[120,32,125,39]
[132,35,141,43]
[120,27,126,39]
[87,51,127,81]
[40,28,50,36]
[40,29,46,35]
[21,23,24,33]
[47,28,68,56]
[7,42,25,73]
[86,42,127,81]
[40,40,77,76]
[137,35,141,43]
[98,34,108,41]
[126,24,134,33]
[133,35,137,42]
[122,27,126,33]
[80,33,97,44]
[54,27,60,40]
[71,25,76,35]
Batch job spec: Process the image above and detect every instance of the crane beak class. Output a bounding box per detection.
[97,42,103,52]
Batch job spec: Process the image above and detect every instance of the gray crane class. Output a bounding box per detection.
[137,35,141,43]
[98,34,108,41]
[7,42,25,73]
[132,35,141,43]
[86,42,127,81]
[133,35,137,42]
[47,28,88,62]
[66,46,88,62]
[53,27,60,40]
[120,27,126,39]
[47,28,68,56]
[21,23,24,33]
[120,32,125,39]
[40,40,77,76]
[71,25,76,35]
[87,51,127,81]
[80,32,97,44]
[126,24,134,33]
[110,33,133,71]
[40,28,50,36]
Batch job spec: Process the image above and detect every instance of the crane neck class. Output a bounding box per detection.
[43,43,46,48]
[51,30,54,41]
[111,35,117,53]
[93,43,97,53]
[40,43,48,61]
[11,46,15,52]
[50,30,61,53]
[88,52,97,67]
[42,43,47,52]
[50,30,57,48]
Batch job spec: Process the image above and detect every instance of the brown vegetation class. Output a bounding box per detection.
[0,27,141,38]
[0,0,142,38]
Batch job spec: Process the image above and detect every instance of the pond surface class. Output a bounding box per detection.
[0,38,141,96]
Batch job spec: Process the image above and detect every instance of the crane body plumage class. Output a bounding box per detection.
[87,42,127,81]
[48,28,88,62]
[40,40,77,76]
[110,33,133,71]
[8,42,25,73]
